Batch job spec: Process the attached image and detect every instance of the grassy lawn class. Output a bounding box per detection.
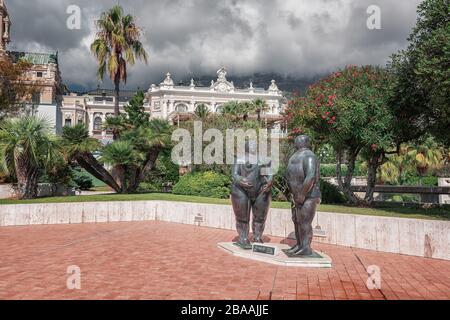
[0,193,448,221]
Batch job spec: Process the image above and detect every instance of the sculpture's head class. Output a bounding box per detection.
[245,140,258,155]
[294,135,311,150]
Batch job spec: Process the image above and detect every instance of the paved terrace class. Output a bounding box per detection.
[0,221,449,300]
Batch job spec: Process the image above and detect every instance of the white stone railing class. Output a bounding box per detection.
[0,200,448,261]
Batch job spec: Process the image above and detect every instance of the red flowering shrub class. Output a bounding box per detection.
[285,65,395,205]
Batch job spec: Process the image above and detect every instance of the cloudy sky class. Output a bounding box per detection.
[6,0,421,91]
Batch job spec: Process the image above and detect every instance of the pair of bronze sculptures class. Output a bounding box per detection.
[231,135,321,257]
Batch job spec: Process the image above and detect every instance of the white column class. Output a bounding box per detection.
[88,113,94,136]
[101,114,106,139]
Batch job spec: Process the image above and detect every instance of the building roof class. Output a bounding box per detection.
[8,51,58,65]
[85,88,139,98]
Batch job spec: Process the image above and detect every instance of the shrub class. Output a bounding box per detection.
[137,182,161,193]
[320,179,347,204]
[320,163,367,177]
[143,151,179,190]
[173,171,231,199]
[72,170,94,190]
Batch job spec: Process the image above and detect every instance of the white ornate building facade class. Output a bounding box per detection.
[148,67,285,123]
[62,68,286,142]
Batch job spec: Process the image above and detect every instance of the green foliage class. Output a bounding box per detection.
[62,124,101,157]
[136,182,161,193]
[142,150,179,191]
[194,104,211,120]
[124,91,149,126]
[285,65,395,204]
[320,179,347,204]
[378,136,445,185]
[317,144,336,164]
[72,169,94,190]
[388,0,450,146]
[90,5,148,84]
[173,171,232,199]
[61,91,172,194]
[272,165,346,204]
[0,116,62,199]
[286,65,394,153]
[320,163,367,177]
[42,160,74,186]
[101,141,141,166]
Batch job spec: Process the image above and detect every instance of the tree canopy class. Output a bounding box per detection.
[285,65,395,204]
[389,0,450,146]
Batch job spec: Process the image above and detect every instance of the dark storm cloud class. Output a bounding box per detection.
[5,0,421,90]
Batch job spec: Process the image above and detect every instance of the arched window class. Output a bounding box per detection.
[64,118,72,127]
[93,116,103,131]
[175,104,189,113]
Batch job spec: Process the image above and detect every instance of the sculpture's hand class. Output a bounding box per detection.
[239,179,254,189]
[297,195,306,206]
[260,180,274,194]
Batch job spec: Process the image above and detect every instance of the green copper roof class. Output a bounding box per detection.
[8,51,58,65]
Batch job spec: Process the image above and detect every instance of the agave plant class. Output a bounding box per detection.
[0,116,60,199]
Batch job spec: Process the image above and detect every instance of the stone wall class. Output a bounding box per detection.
[439,178,450,205]
[0,201,448,261]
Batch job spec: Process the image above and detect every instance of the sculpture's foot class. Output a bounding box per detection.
[234,238,252,250]
[286,244,300,254]
[291,246,313,257]
[253,236,264,244]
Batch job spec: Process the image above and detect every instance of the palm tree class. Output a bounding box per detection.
[125,119,172,192]
[0,116,60,199]
[61,124,121,192]
[194,104,211,120]
[252,98,269,123]
[90,5,148,139]
[101,141,141,190]
[378,145,409,185]
[221,101,251,121]
[103,115,129,139]
[406,136,443,184]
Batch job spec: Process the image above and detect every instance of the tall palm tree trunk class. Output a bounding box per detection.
[113,74,120,140]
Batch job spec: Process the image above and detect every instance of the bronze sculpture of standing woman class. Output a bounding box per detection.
[231,141,273,249]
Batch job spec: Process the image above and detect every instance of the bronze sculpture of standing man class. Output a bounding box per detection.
[286,135,321,256]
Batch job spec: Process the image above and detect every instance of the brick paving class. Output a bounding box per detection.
[0,221,449,300]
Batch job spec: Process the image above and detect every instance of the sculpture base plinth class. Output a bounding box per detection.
[218,242,332,268]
